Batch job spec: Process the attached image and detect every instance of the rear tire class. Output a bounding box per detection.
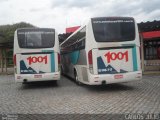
[54,80,57,84]
[54,80,58,86]
[74,70,81,85]
[61,66,63,75]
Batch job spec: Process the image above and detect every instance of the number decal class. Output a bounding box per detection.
[27,56,47,65]
[104,51,128,63]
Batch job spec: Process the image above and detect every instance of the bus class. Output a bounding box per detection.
[60,17,142,85]
[14,28,60,83]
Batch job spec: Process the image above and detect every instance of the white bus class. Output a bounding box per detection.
[14,28,60,83]
[60,17,142,85]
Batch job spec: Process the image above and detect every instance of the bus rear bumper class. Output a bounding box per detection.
[15,72,60,83]
[87,71,142,85]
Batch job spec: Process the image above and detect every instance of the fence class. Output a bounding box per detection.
[0,48,13,74]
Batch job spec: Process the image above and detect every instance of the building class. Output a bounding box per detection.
[138,20,160,72]
[0,33,13,73]
[66,26,80,33]
[59,26,80,44]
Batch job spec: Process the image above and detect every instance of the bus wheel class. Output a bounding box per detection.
[53,80,57,84]
[74,70,81,85]
[61,66,63,75]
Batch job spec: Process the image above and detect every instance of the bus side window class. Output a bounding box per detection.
[62,26,86,53]
[74,27,86,51]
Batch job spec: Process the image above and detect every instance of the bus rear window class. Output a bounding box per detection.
[17,28,55,48]
[91,17,135,42]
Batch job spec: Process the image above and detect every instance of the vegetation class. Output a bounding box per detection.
[0,22,36,43]
[58,33,72,44]
[0,22,36,66]
[0,21,72,44]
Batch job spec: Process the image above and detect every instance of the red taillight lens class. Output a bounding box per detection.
[88,50,93,74]
[58,53,60,64]
[13,54,16,66]
[88,50,93,65]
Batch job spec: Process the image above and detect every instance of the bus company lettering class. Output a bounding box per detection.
[104,51,128,63]
[27,56,47,65]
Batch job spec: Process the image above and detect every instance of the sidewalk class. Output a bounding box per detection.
[0,67,14,75]
[143,71,160,75]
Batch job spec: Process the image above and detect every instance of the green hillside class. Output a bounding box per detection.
[0,22,35,44]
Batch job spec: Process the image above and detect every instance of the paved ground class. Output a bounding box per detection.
[0,74,160,114]
[0,74,160,119]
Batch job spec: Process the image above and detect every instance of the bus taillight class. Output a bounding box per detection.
[58,53,60,64]
[13,54,16,66]
[88,50,93,65]
[88,50,93,73]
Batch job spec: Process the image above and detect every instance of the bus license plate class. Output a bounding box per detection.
[114,75,123,79]
[34,75,42,78]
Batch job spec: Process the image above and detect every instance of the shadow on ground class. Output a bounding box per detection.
[63,75,135,92]
[20,81,59,90]
[84,83,135,92]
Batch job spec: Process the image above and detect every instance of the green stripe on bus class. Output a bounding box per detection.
[50,53,55,72]
[70,51,80,65]
[42,50,54,52]
[132,45,138,71]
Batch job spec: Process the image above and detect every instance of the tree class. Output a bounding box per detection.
[0,22,36,43]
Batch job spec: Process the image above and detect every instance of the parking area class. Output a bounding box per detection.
[0,74,160,115]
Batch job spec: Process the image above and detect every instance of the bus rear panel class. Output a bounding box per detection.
[14,28,60,83]
[86,17,142,85]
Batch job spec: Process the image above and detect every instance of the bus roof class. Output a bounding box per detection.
[60,16,135,47]
[16,28,55,32]
[60,25,85,47]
